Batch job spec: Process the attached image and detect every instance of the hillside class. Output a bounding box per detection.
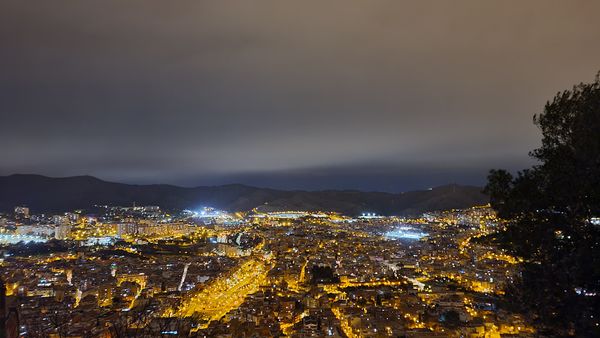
[0,174,488,216]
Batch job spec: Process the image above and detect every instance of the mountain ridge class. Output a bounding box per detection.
[0,174,488,216]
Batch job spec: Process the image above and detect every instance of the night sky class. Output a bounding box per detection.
[1,1,600,192]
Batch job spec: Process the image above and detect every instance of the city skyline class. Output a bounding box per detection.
[2,2,599,336]
[2,1,600,191]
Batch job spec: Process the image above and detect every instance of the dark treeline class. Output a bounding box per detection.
[485,73,600,336]
[2,239,74,256]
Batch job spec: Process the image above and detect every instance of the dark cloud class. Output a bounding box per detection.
[1,1,599,191]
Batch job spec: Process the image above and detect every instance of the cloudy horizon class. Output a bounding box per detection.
[2,1,599,191]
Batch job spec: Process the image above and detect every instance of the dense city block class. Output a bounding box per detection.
[1,205,535,337]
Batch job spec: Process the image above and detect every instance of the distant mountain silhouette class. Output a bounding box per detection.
[0,174,488,215]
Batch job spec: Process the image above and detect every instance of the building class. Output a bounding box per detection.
[55,224,72,240]
[52,215,69,226]
[14,206,29,218]
[117,223,138,238]
[16,225,54,237]
[64,212,80,223]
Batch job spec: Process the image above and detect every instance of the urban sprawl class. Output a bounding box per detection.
[1,203,534,337]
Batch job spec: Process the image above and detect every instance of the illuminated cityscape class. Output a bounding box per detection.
[2,1,599,337]
[0,203,537,337]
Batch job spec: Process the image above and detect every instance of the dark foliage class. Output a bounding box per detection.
[310,265,340,284]
[3,239,74,256]
[485,73,600,336]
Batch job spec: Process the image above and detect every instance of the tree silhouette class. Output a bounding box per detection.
[485,72,600,336]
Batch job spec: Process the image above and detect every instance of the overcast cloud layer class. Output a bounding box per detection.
[1,1,599,191]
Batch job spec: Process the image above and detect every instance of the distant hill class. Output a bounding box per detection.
[0,174,488,216]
